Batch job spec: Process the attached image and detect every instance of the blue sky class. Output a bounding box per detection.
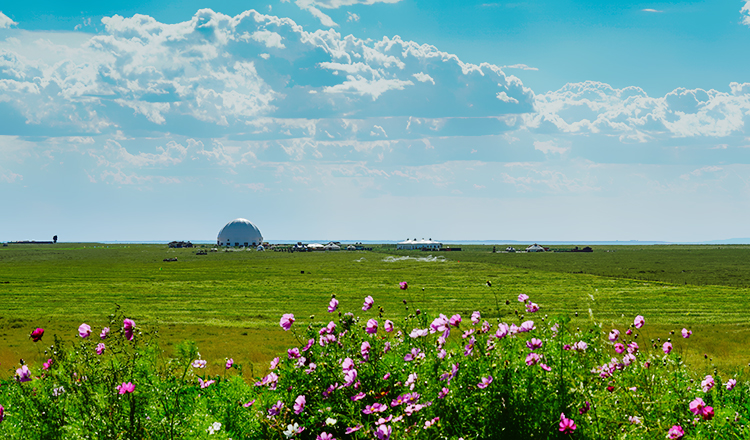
[2,1,750,242]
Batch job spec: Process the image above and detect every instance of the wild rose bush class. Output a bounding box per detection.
[0,294,748,439]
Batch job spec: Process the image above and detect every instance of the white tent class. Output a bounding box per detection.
[525,244,546,252]
[396,238,442,250]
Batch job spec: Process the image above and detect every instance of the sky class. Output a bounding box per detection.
[2,1,750,242]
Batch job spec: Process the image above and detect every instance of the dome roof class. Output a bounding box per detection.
[217,218,263,246]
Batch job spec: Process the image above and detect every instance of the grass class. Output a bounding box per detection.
[0,243,749,375]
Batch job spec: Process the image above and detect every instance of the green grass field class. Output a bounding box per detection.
[1,243,749,376]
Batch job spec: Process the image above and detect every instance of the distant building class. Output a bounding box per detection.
[217,218,263,247]
[396,238,442,250]
[525,243,546,252]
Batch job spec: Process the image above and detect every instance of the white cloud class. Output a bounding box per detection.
[533,140,568,155]
[680,166,723,180]
[0,171,22,183]
[347,12,360,22]
[641,9,663,13]
[299,0,401,9]
[412,72,435,84]
[249,30,286,48]
[742,1,750,26]
[501,64,538,71]
[0,12,16,29]
[527,81,750,140]
[295,0,338,27]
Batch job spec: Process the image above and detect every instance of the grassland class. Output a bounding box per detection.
[1,243,749,376]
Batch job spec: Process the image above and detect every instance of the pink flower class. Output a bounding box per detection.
[225,358,234,369]
[123,319,135,341]
[726,378,737,390]
[579,401,590,415]
[689,397,706,415]
[471,311,481,324]
[701,375,714,392]
[317,432,335,440]
[363,296,374,311]
[294,395,306,414]
[96,343,105,355]
[302,338,315,351]
[328,298,338,313]
[518,293,529,303]
[268,400,283,416]
[559,413,576,434]
[404,347,422,362]
[345,426,362,434]
[399,281,408,290]
[424,417,440,428]
[525,352,540,366]
[627,342,639,354]
[634,315,645,329]
[526,338,543,350]
[608,329,620,342]
[702,406,714,421]
[628,415,642,425]
[280,314,295,331]
[100,327,110,339]
[269,357,280,370]
[375,424,392,440]
[662,342,672,354]
[614,343,625,354]
[438,387,449,398]
[366,319,378,334]
[626,328,632,335]
[540,363,552,371]
[30,327,44,342]
[118,382,135,394]
[43,359,53,370]
[0,404,4,422]
[449,314,462,327]
[198,378,215,389]
[243,399,255,407]
[78,323,92,338]
[495,323,509,339]
[16,365,31,383]
[192,359,207,368]
[351,392,366,401]
[477,376,493,389]
[526,303,540,313]
[519,320,535,332]
[384,320,394,332]
[363,403,388,414]
[682,328,692,338]
[288,347,301,359]
[572,341,588,352]
[667,425,684,439]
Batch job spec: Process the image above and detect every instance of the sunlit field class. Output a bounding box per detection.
[1,243,749,377]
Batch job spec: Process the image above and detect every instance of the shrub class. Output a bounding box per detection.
[1,294,748,439]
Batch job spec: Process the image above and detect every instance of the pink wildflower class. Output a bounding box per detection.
[701,375,714,392]
[123,318,135,341]
[100,327,110,339]
[78,323,91,338]
[288,347,301,359]
[375,424,391,440]
[627,342,639,354]
[362,296,374,311]
[682,328,692,338]
[449,314,462,327]
[526,338,543,350]
[384,320,394,332]
[726,378,737,390]
[328,298,338,313]
[579,401,590,415]
[662,342,672,354]
[667,425,684,439]
[16,365,31,383]
[118,382,135,394]
[634,315,645,329]
[269,357,280,370]
[519,320,535,332]
[471,311,481,324]
[438,387,449,398]
[294,395,306,414]
[559,413,576,434]
[280,313,295,331]
[43,359,53,370]
[477,376,493,389]
[96,343,105,355]
[526,302,540,313]
[495,323,509,339]
[518,293,529,302]
[608,329,620,342]
[198,378,215,389]
[572,341,588,352]
[225,358,233,369]
[192,359,207,368]
[345,426,362,434]
[525,352,540,366]
[614,343,625,354]
[30,327,44,342]
[399,281,408,290]
[361,341,371,360]
[363,403,388,414]
[268,400,283,417]
[366,319,378,334]
[243,399,255,407]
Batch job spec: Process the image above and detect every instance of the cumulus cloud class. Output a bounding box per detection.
[300,0,401,9]
[0,9,534,142]
[0,12,16,29]
[742,1,750,26]
[533,140,568,155]
[527,81,750,140]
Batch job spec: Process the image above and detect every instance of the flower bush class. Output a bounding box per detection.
[0,292,748,439]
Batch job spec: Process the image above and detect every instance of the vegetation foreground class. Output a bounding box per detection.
[1,289,748,439]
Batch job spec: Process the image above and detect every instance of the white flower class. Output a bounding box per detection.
[283,423,300,438]
[325,417,337,426]
[207,421,222,435]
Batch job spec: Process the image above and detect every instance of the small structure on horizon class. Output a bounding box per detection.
[525,243,546,252]
[397,238,442,250]
[217,218,263,247]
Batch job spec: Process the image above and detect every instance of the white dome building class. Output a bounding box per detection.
[217,218,263,247]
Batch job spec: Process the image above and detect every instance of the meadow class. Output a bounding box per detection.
[1,243,749,376]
